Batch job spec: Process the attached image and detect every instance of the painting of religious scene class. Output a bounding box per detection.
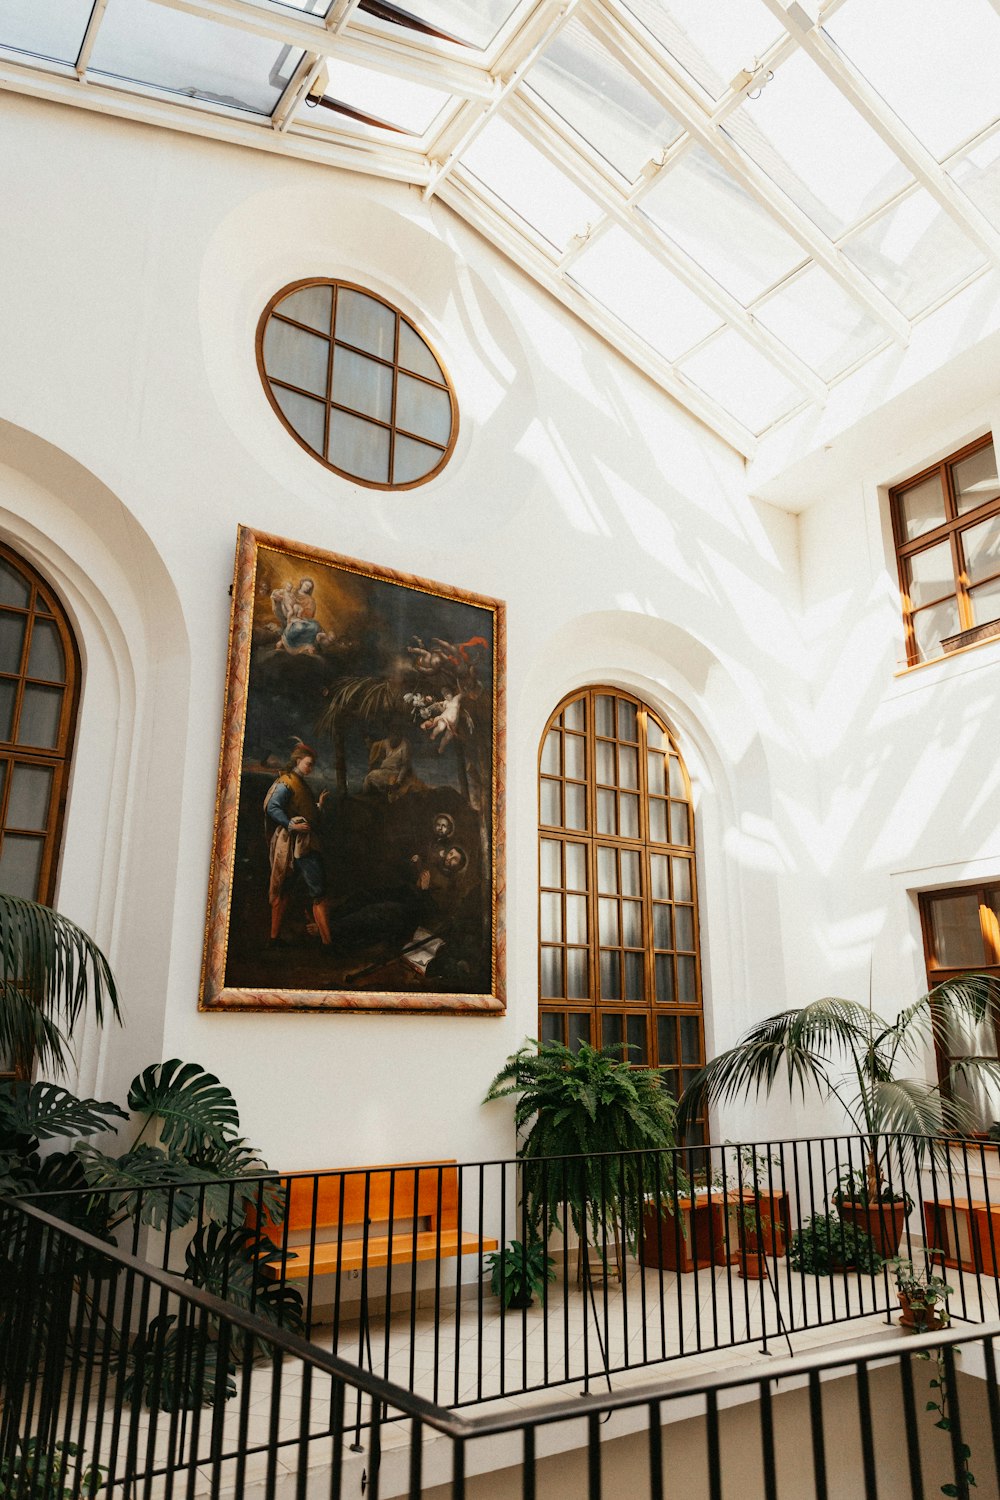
[200,528,505,1013]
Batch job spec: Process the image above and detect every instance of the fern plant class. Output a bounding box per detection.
[484,1040,682,1249]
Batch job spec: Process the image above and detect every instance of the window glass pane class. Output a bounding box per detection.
[970,577,1000,627]
[907,541,955,608]
[0,834,43,899]
[647,752,666,796]
[600,951,621,1000]
[669,802,690,845]
[564,734,585,780]
[275,284,333,335]
[617,699,638,741]
[649,800,667,843]
[540,1012,564,1045]
[565,894,587,945]
[912,598,960,661]
[264,320,329,397]
[0,563,29,610]
[462,115,601,253]
[679,327,800,436]
[18,686,62,749]
[0,0,94,64]
[565,782,586,830]
[624,0,783,100]
[657,1015,678,1064]
[675,907,695,951]
[668,757,686,799]
[595,695,615,737]
[596,740,615,784]
[677,956,697,1005]
[597,789,615,835]
[0,683,15,742]
[567,949,589,999]
[620,794,639,839]
[541,946,562,998]
[653,904,672,949]
[397,321,443,383]
[0,616,26,676]
[563,698,585,731]
[646,719,665,751]
[541,777,560,826]
[622,900,642,947]
[754,266,884,381]
[26,620,64,682]
[949,127,1000,232]
[567,1013,591,1050]
[963,512,1000,586]
[650,854,669,900]
[602,1013,624,1052]
[392,434,442,486]
[672,857,692,902]
[624,954,644,1002]
[528,19,682,182]
[598,898,619,946]
[541,892,562,943]
[655,955,674,1005]
[332,347,392,423]
[898,474,947,542]
[395,374,452,447]
[679,1015,701,1064]
[565,842,587,891]
[928,892,986,968]
[842,188,985,318]
[540,837,560,888]
[334,288,396,360]
[953,443,1000,516]
[626,1013,647,1061]
[618,745,638,789]
[541,732,560,776]
[327,409,390,484]
[620,849,640,897]
[6,765,53,831]
[272,386,325,455]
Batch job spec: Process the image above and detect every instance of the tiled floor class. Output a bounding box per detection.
[45,1256,1000,1498]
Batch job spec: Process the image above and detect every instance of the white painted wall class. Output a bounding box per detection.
[1,87,971,1167]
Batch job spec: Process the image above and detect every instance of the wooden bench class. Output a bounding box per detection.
[923,1197,1000,1274]
[255,1160,498,1282]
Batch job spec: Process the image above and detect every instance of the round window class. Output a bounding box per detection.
[257,280,458,488]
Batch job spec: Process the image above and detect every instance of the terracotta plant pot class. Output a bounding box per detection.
[739,1251,767,1280]
[838,1199,908,1257]
[898,1292,948,1332]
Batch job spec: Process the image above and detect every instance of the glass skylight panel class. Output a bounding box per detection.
[722,50,911,239]
[315,59,450,134]
[461,116,602,253]
[623,0,785,99]
[678,329,801,436]
[754,267,884,381]
[0,0,94,65]
[387,0,518,51]
[949,127,1000,232]
[842,188,987,317]
[825,0,1000,161]
[569,227,723,362]
[88,0,303,116]
[641,145,806,305]
[525,20,683,184]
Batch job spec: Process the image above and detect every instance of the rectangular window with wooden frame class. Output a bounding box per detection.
[919,884,1000,1114]
[892,435,1000,666]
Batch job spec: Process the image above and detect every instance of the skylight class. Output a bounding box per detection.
[3,0,999,456]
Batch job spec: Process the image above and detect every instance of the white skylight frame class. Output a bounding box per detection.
[0,0,997,458]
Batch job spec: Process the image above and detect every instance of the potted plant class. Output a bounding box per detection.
[789,1213,883,1276]
[833,1168,912,1257]
[484,1041,683,1261]
[485,1235,555,1310]
[888,1256,952,1332]
[735,1197,774,1280]
[677,976,1000,1206]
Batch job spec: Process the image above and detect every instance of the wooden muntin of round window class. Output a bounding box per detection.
[257,279,458,490]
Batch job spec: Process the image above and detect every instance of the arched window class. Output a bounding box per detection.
[538,687,706,1129]
[0,544,80,1079]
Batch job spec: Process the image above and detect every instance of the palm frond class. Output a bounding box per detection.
[0,895,121,1074]
[315,676,401,736]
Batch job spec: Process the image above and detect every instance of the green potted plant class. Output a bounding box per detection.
[735,1197,775,1280]
[485,1235,555,1310]
[833,1168,912,1257]
[677,976,1000,1207]
[888,1256,952,1332]
[484,1040,683,1258]
[789,1213,883,1276]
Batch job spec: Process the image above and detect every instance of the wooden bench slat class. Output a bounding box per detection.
[260,1228,498,1280]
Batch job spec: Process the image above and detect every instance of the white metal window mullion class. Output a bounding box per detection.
[440,169,758,456]
[763,0,1000,272]
[594,0,911,345]
[75,0,111,76]
[508,90,828,402]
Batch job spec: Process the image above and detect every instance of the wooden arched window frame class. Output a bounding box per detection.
[0,544,81,1079]
[538,687,706,1135]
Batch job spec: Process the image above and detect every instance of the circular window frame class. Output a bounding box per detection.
[256,278,459,490]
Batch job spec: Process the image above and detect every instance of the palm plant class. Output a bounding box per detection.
[677,974,1000,1193]
[485,1040,682,1250]
[0,893,121,1078]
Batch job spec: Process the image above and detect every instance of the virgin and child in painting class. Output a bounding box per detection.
[212,537,502,1006]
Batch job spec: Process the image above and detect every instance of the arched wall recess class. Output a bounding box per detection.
[0,420,192,1103]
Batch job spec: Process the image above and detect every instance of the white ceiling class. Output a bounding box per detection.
[3,0,1000,457]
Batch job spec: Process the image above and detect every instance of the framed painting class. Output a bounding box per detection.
[200,527,505,1013]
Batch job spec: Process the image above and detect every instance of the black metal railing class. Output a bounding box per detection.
[11,1132,1000,1412]
[3,1193,1000,1499]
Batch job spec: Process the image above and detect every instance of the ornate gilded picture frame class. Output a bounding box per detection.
[200,527,505,1014]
